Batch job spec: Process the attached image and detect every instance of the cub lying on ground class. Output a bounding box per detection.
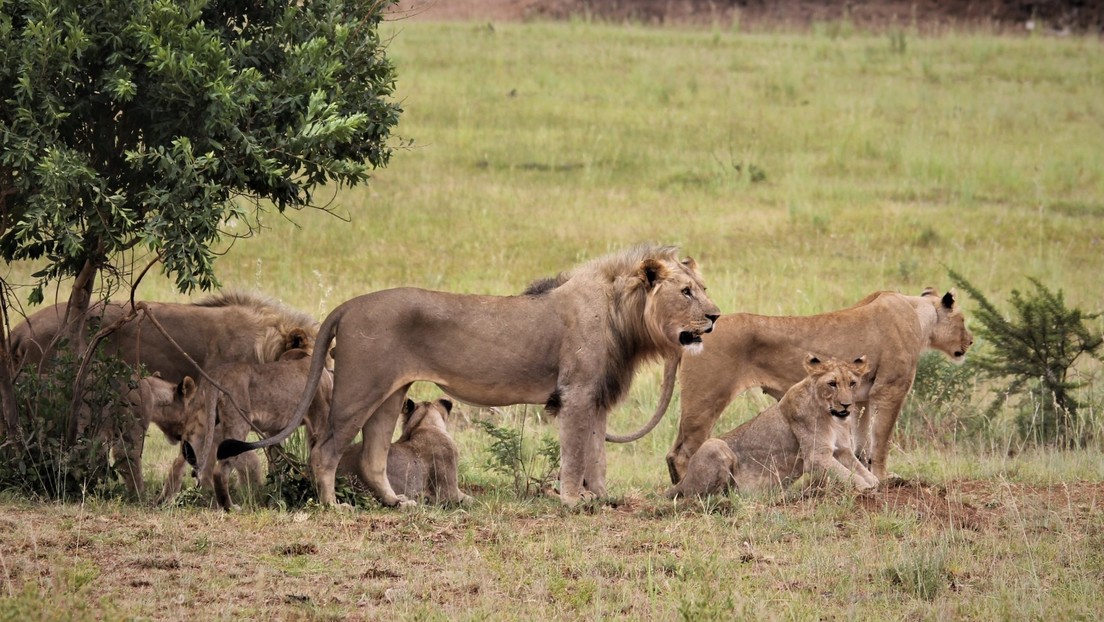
[176,349,333,511]
[665,355,877,499]
[338,398,471,506]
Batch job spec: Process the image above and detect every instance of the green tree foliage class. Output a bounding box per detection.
[0,0,401,297]
[949,271,1103,447]
[0,0,400,492]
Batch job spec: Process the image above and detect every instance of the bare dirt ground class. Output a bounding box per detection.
[389,0,1104,34]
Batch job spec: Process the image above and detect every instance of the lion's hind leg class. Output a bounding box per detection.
[331,388,412,508]
[668,375,744,486]
[664,438,737,499]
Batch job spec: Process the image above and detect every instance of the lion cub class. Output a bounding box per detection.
[665,355,878,499]
[338,398,472,506]
[176,349,332,511]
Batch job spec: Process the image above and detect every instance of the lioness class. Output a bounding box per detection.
[220,244,720,507]
[11,292,319,384]
[177,349,333,511]
[338,398,472,506]
[652,288,972,484]
[666,355,877,499]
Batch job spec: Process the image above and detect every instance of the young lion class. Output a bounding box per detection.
[338,398,471,506]
[113,374,193,498]
[665,355,877,499]
[177,349,333,511]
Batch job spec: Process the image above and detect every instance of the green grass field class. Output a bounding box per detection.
[2,19,1103,620]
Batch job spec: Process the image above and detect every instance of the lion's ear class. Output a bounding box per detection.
[681,257,699,273]
[640,258,667,289]
[851,355,870,377]
[921,287,937,298]
[179,376,197,401]
[287,327,308,350]
[803,353,823,374]
[941,290,956,310]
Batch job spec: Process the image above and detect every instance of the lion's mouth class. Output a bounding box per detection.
[830,409,850,418]
[679,331,703,346]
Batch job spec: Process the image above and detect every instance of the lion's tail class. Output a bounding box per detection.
[216,306,340,460]
[605,355,680,443]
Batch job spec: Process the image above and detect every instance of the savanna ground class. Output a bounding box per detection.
[3,2,1104,620]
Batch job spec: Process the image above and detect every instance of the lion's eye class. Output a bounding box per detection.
[828,381,838,388]
[850,382,857,388]
[681,287,692,298]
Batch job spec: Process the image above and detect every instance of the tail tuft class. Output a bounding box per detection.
[217,438,254,460]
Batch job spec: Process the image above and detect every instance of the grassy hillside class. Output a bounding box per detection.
[2,20,1102,620]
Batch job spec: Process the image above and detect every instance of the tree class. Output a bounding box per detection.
[0,0,400,440]
[949,271,1103,447]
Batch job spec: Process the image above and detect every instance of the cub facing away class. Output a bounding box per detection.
[338,398,471,506]
[666,355,877,500]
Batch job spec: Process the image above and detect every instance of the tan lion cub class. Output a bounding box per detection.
[665,355,877,499]
[338,398,472,506]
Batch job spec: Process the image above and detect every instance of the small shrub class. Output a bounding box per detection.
[263,429,369,510]
[476,414,559,499]
[898,352,983,448]
[0,343,134,501]
[949,271,1102,448]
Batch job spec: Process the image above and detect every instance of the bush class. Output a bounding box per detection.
[476,412,560,499]
[0,344,134,500]
[949,271,1102,448]
[898,352,982,448]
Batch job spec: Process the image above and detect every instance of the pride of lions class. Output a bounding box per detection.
[9,243,972,509]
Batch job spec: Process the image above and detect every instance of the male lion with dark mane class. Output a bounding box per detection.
[219,244,720,507]
[635,288,972,484]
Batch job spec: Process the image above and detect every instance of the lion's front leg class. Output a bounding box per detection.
[556,403,596,506]
[835,448,879,490]
[582,407,608,498]
[117,416,149,498]
[865,390,908,480]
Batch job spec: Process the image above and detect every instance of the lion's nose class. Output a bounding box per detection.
[705,313,719,332]
[839,402,852,410]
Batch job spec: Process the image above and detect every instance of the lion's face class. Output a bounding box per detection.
[179,389,211,482]
[804,355,869,419]
[643,256,721,355]
[925,289,973,363]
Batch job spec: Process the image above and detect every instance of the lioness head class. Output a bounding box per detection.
[803,354,869,418]
[922,288,973,363]
[639,254,721,356]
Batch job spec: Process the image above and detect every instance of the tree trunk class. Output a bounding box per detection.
[0,286,21,440]
[0,340,18,441]
[63,258,98,444]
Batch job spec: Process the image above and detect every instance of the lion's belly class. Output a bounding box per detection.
[434,381,554,409]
